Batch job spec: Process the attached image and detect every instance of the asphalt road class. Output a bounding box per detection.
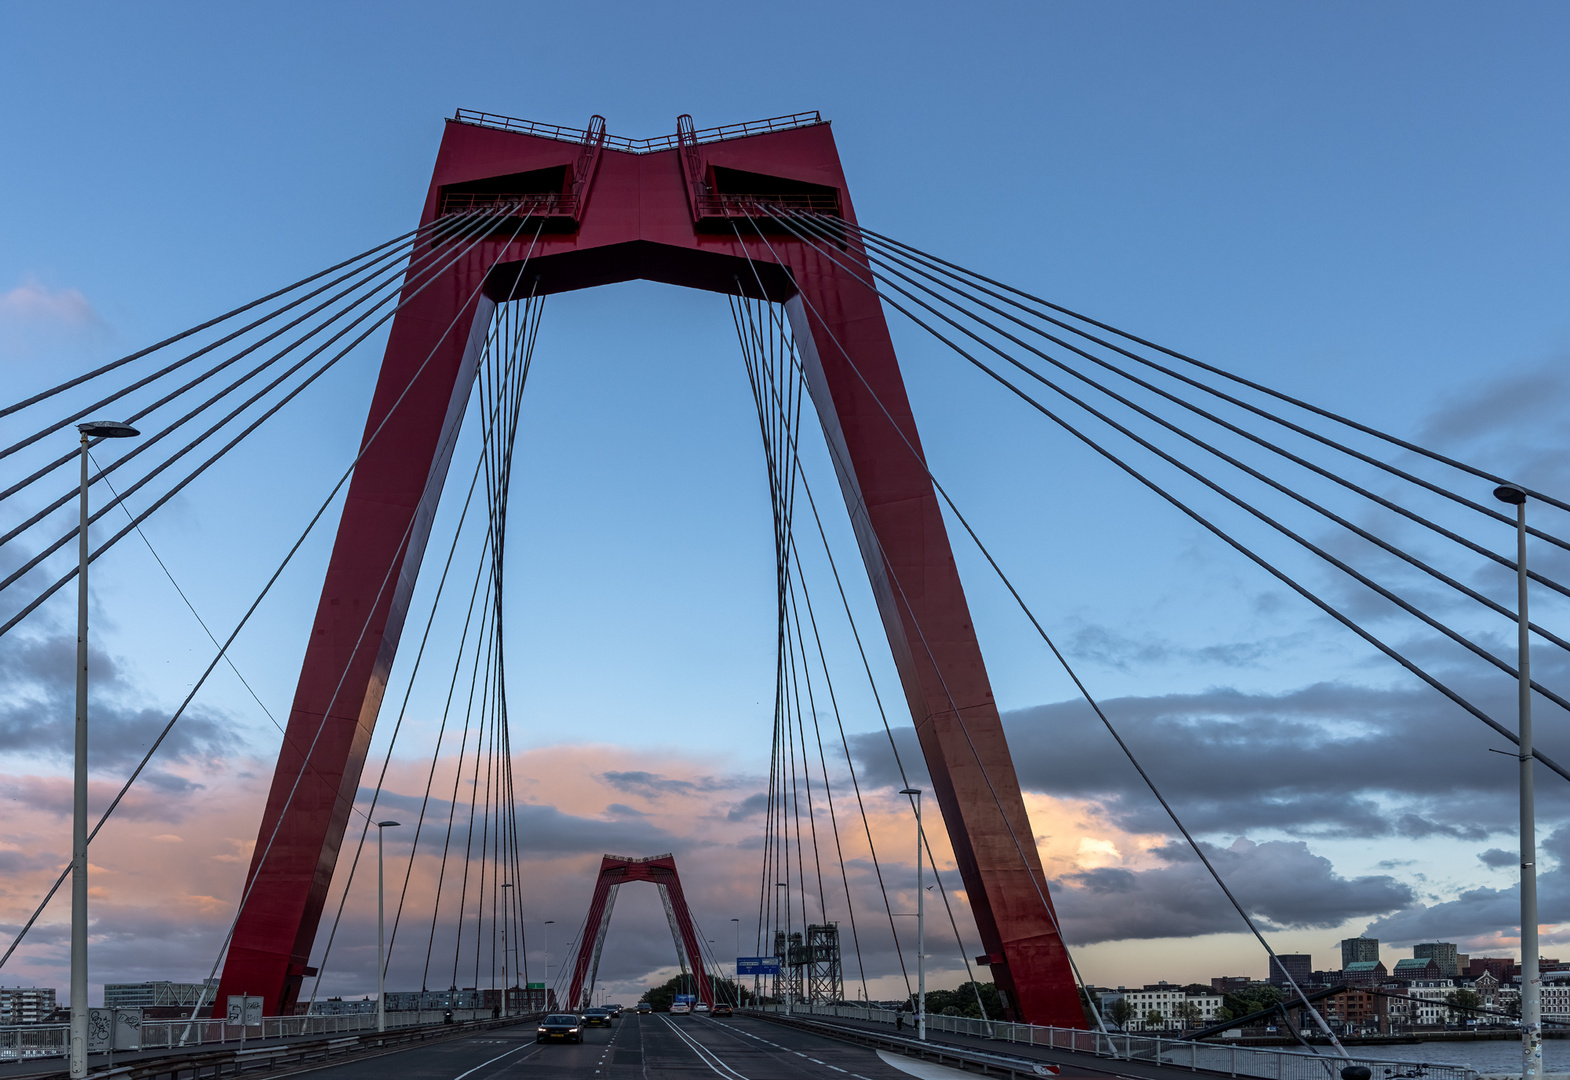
[283,1012,1031,1080]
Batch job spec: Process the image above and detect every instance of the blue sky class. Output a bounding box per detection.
[3,2,1570,1001]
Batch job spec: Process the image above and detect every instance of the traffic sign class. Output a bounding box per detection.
[736,956,781,975]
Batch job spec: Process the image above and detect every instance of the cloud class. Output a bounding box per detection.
[851,673,1570,844]
[726,792,769,822]
[0,276,100,329]
[1416,358,1570,450]
[0,629,238,770]
[1052,837,1413,945]
[1362,828,1570,947]
[1067,626,1303,673]
[1478,848,1517,869]
[1410,355,1570,499]
[352,788,674,857]
[598,770,737,799]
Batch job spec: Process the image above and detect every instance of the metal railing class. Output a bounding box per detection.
[756,1004,1479,1080]
[693,193,841,219]
[0,1009,495,1062]
[437,192,576,218]
[452,109,824,154]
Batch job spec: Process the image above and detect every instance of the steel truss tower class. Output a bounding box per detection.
[798,924,842,1005]
[213,108,1082,1027]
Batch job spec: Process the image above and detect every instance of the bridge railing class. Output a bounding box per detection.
[451,109,825,154]
[0,1009,499,1062]
[755,1004,1479,1080]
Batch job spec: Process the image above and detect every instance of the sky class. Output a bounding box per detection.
[3,1,1570,1010]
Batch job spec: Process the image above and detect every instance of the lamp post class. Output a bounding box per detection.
[776,882,790,1014]
[900,788,926,1041]
[70,420,138,1080]
[544,920,554,988]
[731,918,740,994]
[501,883,513,1018]
[1496,484,1540,1080]
[376,820,401,1033]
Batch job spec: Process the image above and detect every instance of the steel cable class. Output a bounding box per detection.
[0,206,503,594]
[0,212,468,462]
[0,207,523,642]
[784,208,1570,614]
[0,218,452,422]
[812,215,1570,533]
[179,211,542,1018]
[755,206,1570,783]
[0,211,477,542]
[777,209,1570,715]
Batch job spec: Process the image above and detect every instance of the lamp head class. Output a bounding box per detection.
[1494,484,1527,506]
[376,820,401,828]
[78,420,140,439]
[899,788,921,796]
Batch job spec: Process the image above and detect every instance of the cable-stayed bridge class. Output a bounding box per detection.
[1,108,1562,1080]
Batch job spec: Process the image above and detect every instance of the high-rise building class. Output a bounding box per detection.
[1413,942,1459,978]
[1341,938,1379,968]
[0,987,57,1025]
[1269,954,1313,988]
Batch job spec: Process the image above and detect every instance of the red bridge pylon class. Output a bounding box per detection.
[567,853,710,1010]
[215,108,1081,1027]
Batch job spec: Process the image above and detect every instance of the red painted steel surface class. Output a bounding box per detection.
[566,855,711,1009]
[217,112,1082,1027]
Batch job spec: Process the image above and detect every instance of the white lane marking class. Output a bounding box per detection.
[826,1067,846,1073]
[657,1015,751,1080]
[451,1042,541,1080]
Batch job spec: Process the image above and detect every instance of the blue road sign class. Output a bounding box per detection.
[736,956,782,975]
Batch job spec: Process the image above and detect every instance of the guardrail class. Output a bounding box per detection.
[13,1012,535,1080]
[755,1004,1479,1080]
[0,1009,498,1062]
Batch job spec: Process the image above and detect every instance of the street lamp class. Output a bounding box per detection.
[900,788,926,1042]
[376,820,401,1033]
[776,882,790,1014]
[731,918,740,992]
[544,920,555,986]
[70,420,138,1080]
[501,883,513,1018]
[1496,483,1540,1080]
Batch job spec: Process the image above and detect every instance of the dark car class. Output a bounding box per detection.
[636,1002,652,1014]
[537,1014,583,1043]
[606,1003,623,1018]
[582,1008,613,1027]
[712,1004,733,1018]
